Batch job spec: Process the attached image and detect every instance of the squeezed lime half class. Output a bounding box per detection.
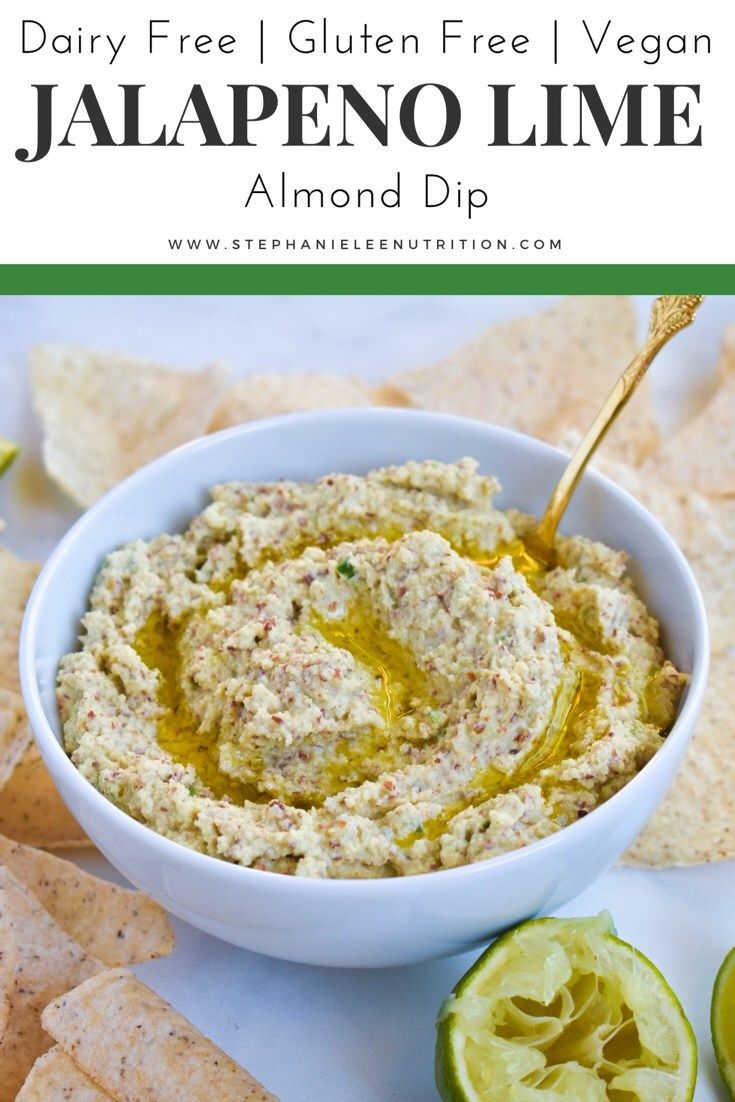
[712,946,735,1099]
[436,912,697,1102]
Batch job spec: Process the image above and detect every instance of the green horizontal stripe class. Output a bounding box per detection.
[0,264,731,295]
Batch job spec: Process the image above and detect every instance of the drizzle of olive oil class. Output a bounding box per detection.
[469,536,618,656]
[206,576,234,594]
[312,607,429,728]
[133,611,256,804]
[309,606,437,795]
[398,663,602,847]
[552,609,615,656]
[205,524,410,595]
[134,602,437,808]
[210,528,535,601]
[469,536,546,581]
[133,525,665,829]
[641,670,672,727]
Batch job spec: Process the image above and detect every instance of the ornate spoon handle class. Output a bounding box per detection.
[529,294,704,565]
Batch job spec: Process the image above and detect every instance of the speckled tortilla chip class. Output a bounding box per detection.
[665,496,735,656]
[0,867,101,1101]
[0,550,42,807]
[43,969,278,1101]
[0,898,17,1044]
[0,546,38,696]
[209,372,405,431]
[582,452,735,655]
[388,297,657,464]
[623,653,735,866]
[31,345,231,508]
[0,691,32,792]
[0,744,92,850]
[639,327,735,498]
[370,382,412,407]
[17,1045,111,1100]
[0,834,174,967]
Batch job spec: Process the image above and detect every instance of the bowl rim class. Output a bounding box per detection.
[20,409,710,894]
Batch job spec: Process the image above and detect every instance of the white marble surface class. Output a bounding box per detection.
[0,295,733,1101]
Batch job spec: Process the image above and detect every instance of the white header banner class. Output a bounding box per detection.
[0,0,730,263]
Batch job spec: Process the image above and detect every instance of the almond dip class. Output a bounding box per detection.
[58,460,685,878]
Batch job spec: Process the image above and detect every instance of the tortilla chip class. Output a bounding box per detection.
[583,452,735,655]
[0,548,39,795]
[31,345,230,508]
[623,653,735,866]
[0,867,101,1101]
[209,372,379,431]
[43,969,278,1101]
[17,1045,111,1101]
[370,382,412,407]
[0,691,33,792]
[667,496,735,655]
[0,834,174,967]
[0,744,92,850]
[0,900,17,1044]
[640,335,735,497]
[388,297,658,464]
[0,546,38,696]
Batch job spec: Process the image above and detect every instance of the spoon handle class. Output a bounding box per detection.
[532,294,704,559]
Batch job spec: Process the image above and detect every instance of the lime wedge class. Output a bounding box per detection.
[712,946,735,1099]
[436,913,696,1102]
[0,437,19,477]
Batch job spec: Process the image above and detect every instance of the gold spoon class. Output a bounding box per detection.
[524,294,705,569]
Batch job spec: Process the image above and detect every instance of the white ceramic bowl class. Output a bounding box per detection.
[20,411,708,968]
